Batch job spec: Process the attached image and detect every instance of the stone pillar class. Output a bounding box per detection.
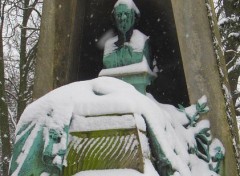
[33,0,86,99]
[33,0,55,99]
[171,0,239,175]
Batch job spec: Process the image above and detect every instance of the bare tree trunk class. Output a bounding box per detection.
[17,0,37,122]
[0,1,11,174]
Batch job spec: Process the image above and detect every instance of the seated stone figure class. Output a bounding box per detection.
[100,0,156,94]
[103,0,151,69]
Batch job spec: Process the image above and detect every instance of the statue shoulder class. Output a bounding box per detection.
[130,30,149,52]
[132,29,148,39]
[104,36,118,56]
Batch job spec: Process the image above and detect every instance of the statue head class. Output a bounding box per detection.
[113,0,140,35]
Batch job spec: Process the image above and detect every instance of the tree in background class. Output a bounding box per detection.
[17,0,42,122]
[0,0,42,174]
[215,0,240,117]
[0,1,11,174]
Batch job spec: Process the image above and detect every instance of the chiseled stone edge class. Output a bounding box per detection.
[204,0,240,175]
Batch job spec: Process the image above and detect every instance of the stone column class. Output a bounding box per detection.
[171,0,239,175]
[33,0,86,99]
[33,0,55,99]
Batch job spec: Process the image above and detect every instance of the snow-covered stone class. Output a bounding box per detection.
[11,77,223,176]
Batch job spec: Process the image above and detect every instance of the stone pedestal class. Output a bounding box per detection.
[63,114,144,175]
[114,73,155,94]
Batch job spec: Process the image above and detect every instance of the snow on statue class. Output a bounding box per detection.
[9,77,224,176]
[9,0,224,176]
[99,0,156,94]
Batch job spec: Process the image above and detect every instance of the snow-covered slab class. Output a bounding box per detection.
[99,57,156,77]
[70,114,136,132]
[10,77,223,176]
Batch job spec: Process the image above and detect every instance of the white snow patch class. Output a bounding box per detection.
[52,155,62,165]
[190,155,218,176]
[99,57,156,77]
[74,159,158,176]
[222,84,232,103]
[218,17,229,25]
[198,95,207,105]
[135,113,146,132]
[40,172,50,176]
[114,0,140,15]
[172,172,181,176]
[210,138,225,156]
[228,32,240,38]
[70,114,136,132]
[52,132,67,155]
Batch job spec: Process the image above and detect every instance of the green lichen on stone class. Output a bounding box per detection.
[63,128,144,175]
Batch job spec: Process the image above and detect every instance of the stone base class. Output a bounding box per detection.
[111,72,156,94]
[63,114,144,176]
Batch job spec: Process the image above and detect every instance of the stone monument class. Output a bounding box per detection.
[9,1,229,176]
[28,0,240,175]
